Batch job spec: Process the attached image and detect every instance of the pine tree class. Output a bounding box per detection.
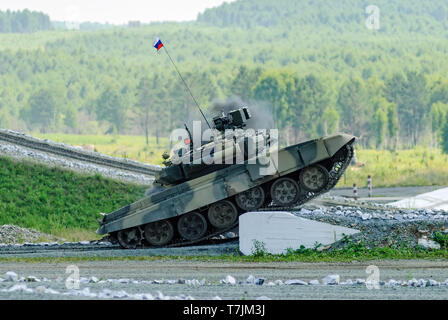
[442,113,448,154]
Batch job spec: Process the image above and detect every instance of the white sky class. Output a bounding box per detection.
[0,0,236,24]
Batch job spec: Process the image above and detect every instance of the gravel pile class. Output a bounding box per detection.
[0,142,155,185]
[0,225,60,245]
[295,201,448,249]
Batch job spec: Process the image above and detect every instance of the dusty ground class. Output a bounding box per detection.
[1,260,448,300]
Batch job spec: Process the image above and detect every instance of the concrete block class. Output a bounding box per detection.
[239,211,360,256]
[390,187,448,210]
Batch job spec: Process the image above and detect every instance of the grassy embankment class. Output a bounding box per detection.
[0,156,146,241]
[36,133,448,187]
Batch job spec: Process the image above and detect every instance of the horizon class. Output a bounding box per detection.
[0,0,236,24]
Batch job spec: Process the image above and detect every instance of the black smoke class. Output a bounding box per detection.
[209,96,275,130]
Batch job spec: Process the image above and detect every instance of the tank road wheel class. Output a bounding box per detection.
[235,187,265,211]
[117,227,141,249]
[299,164,329,192]
[144,220,174,246]
[270,177,300,206]
[177,212,208,241]
[207,200,238,229]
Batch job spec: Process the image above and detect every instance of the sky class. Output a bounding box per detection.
[0,0,236,24]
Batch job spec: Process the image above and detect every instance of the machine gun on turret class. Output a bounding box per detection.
[212,107,251,133]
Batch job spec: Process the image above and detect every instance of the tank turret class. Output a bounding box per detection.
[154,106,271,187]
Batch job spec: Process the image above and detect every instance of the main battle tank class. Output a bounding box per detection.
[97,107,356,248]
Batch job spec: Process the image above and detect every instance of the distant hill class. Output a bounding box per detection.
[198,0,448,34]
[0,0,448,149]
[0,9,52,33]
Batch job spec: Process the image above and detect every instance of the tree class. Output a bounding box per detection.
[430,102,448,148]
[230,65,262,101]
[374,108,387,148]
[294,74,330,138]
[385,71,428,146]
[136,77,152,145]
[64,106,78,130]
[429,78,448,106]
[22,89,58,132]
[442,113,448,154]
[321,106,339,136]
[0,10,52,33]
[253,71,286,129]
[337,78,369,141]
[386,102,399,150]
[96,84,127,133]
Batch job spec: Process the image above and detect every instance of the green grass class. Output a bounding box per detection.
[339,147,448,188]
[34,133,170,165]
[0,156,146,240]
[1,246,447,264]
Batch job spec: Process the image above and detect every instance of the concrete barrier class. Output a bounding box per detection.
[390,187,448,210]
[239,211,360,256]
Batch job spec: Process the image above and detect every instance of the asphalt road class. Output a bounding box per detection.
[329,186,441,199]
[1,260,448,300]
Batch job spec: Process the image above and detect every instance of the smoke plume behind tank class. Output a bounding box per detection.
[181,96,275,142]
[209,96,275,130]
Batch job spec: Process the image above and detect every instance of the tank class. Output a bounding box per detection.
[97,107,356,248]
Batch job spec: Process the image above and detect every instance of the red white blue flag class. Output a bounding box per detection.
[153,37,163,51]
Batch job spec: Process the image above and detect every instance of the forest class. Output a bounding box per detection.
[0,9,52,33]
[0,1,448,151]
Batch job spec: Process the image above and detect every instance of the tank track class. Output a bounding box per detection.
[260,143,354,211]
[164,222,239,248]
[120,143,354,249]
[0,129,160,176]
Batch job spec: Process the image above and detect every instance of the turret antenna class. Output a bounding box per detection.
[155,38,211,129]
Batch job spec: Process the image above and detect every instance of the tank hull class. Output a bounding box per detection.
[97,133,355,242]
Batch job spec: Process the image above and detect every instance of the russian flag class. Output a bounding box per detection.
[153,37,163,51]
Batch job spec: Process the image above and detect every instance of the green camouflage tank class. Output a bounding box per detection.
[97,107,356,248]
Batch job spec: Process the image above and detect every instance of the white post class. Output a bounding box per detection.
[367,175,372,198]
[353,183,358,200]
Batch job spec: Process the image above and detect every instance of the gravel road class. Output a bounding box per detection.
[1,260,448,300]
[329,186,441,199]
[0,241,239,258]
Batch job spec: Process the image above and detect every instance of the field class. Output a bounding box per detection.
[36,133,448,188]
[343,147,448,188]
[34,133,171,165]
